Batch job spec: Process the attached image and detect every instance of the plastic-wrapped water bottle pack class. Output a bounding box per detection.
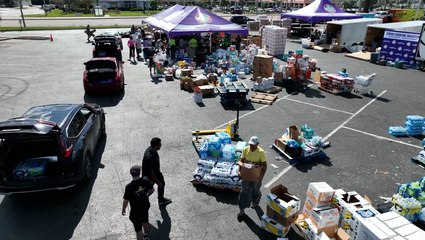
[393,177,425,222]
[388,126,408,137]
[405,115,424,136]
[390,194,422,222]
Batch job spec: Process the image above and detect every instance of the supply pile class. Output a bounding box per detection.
[393,177,425,223]
[319,72,354,94]
[292,182,425,239]
[192,132,245,190]
[262,25,287,57]
[389,115,425,137]
[274,124,325,161]
[261,184,300,237]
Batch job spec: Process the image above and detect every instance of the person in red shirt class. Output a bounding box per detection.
[128,36,136,62]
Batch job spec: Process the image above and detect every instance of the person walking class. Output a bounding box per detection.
[122,166,154,240]
[142,137,172,206]
[85,24,96,43]
[128,36,136,62]
[147,49,157,76]
[237,136,267,222]
[135,34,143,61]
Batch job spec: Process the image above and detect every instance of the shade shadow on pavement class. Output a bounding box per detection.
[150,206,171,240]
[192,184,239,205]
[83,89,125,107]
[0,135,106,240]
[293,155,333,173]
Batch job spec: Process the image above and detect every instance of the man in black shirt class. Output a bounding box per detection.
[142,137,172,206]
[122,166,154,240]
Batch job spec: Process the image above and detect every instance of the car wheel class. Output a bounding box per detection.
[82,154,92,182]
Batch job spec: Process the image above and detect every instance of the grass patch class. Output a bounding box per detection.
[25,9,160,17]
[0,25,132,32]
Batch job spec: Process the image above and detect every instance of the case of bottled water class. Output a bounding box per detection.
[199,141,210,159]
[215,131,231,145]
[222,144,236,161]
[388,126,408,137]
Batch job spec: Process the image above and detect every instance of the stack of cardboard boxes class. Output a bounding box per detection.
[253,54,274,79]
[261,185,300,237]
[248,21,260,31]
[334,188,425,240]
[302,182,340,239]
[262,25,288,57]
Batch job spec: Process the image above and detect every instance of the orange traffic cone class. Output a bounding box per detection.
[50,34,53,42]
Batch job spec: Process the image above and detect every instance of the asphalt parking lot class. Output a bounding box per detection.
[0,29,424,240]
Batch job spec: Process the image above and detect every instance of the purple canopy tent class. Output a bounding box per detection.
[143,5,248,37]
[281,0,362,23]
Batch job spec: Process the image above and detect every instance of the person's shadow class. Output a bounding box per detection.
[242,207,277,239]
[151,206,171,240]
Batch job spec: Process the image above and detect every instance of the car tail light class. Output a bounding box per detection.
[60,136,73,159]
[115,74,121,82]
[36,119,57,126]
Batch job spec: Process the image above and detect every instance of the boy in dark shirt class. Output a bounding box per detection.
[122,166,154,240]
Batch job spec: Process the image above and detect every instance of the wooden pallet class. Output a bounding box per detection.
[192,134,214,154]
[191,179,241,192]
[250,92,278,105]
[253,86,283,94]
[272,144,327,165]
[345,51,371,61]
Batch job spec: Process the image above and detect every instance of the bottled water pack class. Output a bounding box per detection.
[388,126,408,137]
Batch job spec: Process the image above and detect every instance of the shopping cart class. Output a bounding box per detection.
[353,73,376,95]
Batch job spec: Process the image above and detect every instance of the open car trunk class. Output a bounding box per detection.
[87,68,117,84]
[0,134,63,186]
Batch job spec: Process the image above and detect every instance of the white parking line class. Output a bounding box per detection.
[264,90,387,189]
[342,126,423,149]
[264,164,295,189]
[284,98,354,115]
[214,93,294,129]
[323,90,387,141]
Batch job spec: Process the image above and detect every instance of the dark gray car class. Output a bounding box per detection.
[0,103,105,195]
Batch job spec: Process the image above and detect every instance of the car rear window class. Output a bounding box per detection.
[86,60,116,70]
[22,105,75,125]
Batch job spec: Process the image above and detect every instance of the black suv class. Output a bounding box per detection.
[0,103,105,194]
[93,35,123,62]
[230,16,254,27]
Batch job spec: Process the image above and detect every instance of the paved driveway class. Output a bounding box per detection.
[0,30,423,240]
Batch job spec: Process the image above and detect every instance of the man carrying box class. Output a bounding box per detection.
[237,136,268,222]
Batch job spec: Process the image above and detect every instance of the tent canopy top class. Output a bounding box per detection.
[281,0,362,23]
[143,4,248,37]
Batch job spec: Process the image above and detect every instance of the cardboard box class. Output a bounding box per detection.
[311,207,340,229]
[274,72,284,81]
[336,228,350,240]
[315,232,331,240]
[266,206,298,227]
[405,229,425,240]
[275,138,286,150]
[305,217,338,239]
[357,217,397,240]
[199,85,215,96]
[181,69,192,77]
[239,163,261,182]
[260,214,291,237]
[306,182,335,206]
[267,184,301,218]
[376,212,410,230]
[394,224,420,237]
[288,125,300,140]
[339,205,380,239]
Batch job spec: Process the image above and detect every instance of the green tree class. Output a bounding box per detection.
[150,0,158,10]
